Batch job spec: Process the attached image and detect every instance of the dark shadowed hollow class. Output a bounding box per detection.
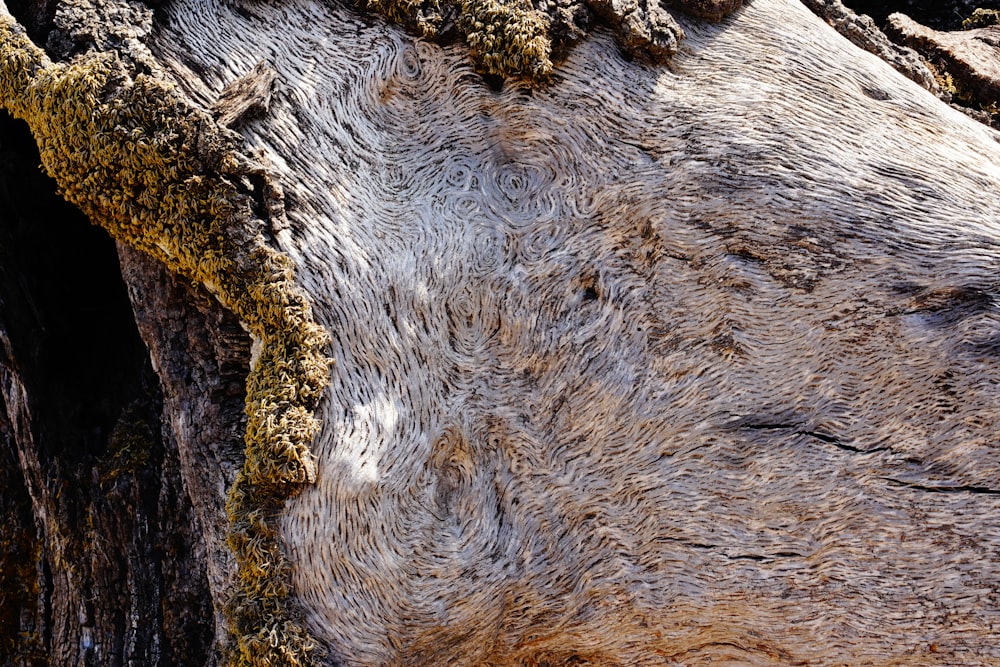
[0,107,214,665]
[0,109,149,463]
[842,0,1000,29]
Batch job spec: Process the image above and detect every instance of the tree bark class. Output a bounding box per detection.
[2,0,1000,666]
[0,109,216,665]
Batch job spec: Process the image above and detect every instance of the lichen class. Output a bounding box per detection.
[0,16,330,666]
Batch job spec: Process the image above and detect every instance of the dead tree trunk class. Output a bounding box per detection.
[1,0,1000,665]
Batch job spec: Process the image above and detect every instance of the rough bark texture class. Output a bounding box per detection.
[2,0,1000,666]
[0,109,214,665]
[117,243,251,660]
[887,12,1000,106]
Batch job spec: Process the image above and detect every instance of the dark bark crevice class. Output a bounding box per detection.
[0,398,44,666]
[3,0,56,43]
[882,478,1000,494]
[0,107,214,666]
[0,110,148,464]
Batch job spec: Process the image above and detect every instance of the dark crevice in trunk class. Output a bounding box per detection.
[0,402,45,665]
[0,108,213,666]
[739,422,886,454]
[0,110,146,464]
[4,0,58,45]
[883,478,1000,494]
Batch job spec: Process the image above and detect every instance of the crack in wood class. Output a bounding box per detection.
[882,478,1000,495]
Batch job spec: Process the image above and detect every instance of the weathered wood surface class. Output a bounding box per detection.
[2,0,1000,664]
[801,0,940,92]
[139,0,1000,664]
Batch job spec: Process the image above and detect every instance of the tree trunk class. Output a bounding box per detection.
[1,0,1000,666]
[0,108,218,664]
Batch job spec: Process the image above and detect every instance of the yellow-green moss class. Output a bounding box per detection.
[99,403,156,485]
[365,0,445,37]
[925,57,1000,124]
[458,0,552,79]
[963,8,1000,30]
[369,0,553,80]
[0,16,330,666]
[366,0,705,81]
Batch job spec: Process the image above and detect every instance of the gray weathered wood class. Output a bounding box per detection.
[146,0,1000,663]
[2,0,1000,664]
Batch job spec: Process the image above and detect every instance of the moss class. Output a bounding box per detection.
[99,400,157,485]
[365,0,553,78]
[0,16,330,667]
[458,0,553,79]
[962,8,1000,29]
[365,0,446,36]
[925,55,1000,127]
[363,0,735,82]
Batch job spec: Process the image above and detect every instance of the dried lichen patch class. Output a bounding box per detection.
[0,15,330,667]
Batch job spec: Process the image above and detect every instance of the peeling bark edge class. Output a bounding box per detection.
[0,9,332,667]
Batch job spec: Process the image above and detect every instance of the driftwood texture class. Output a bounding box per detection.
[3,0,1000,664]
[145,0,1000,663]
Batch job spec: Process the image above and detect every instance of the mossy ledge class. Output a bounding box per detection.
[362,0,745,82]
[0,14,331,667]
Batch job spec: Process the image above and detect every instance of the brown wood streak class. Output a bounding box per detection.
[212,60,278,129]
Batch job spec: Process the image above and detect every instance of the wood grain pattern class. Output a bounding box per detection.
[131,0,1000,663]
